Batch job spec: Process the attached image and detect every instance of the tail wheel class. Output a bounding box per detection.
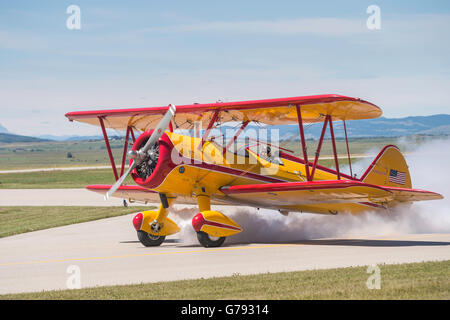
[197,231,226,248]
[137,230,165,247]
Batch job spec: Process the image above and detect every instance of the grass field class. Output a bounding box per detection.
[0,136,428,171]
[0,139,125,170]
[0,169,137,189]
[0,135,440,189]
[0,206,152,238]
[1,260,448,299]
[0,157,362,189]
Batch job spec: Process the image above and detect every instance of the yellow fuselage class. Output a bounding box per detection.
[148,132,373,215]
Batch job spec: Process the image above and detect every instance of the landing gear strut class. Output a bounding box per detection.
[150,219,161,233]
[132,194,180,248]
[192,192,242,248]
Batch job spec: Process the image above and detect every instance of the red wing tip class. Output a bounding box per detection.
[86,184,112,190]
[85,184,154,192]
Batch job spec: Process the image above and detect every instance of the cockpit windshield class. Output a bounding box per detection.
[210,135,284,165]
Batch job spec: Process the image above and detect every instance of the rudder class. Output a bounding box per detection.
[360,145,412,188]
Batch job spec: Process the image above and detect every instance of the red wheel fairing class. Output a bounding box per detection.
[132,212,144,230]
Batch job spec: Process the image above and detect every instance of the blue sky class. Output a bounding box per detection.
[1,0,450,136]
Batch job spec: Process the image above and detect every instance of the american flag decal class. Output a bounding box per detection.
[389,169,406,185]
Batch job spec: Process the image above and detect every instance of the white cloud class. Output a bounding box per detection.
[143,18,368,36]
[2,69,449,136]
[142,13,450,39]
[2,13,450,136]
[0,30,49,50]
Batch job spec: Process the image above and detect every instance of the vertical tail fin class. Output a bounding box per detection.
[360,145,412,188]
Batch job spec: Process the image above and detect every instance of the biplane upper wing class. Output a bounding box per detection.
[219,180,443,209]
[65,94,382,131]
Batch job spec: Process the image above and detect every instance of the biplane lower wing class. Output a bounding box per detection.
[86,185,161,203]
[86,185,222,205]
[219,180,443,210]
[220,180,393,206]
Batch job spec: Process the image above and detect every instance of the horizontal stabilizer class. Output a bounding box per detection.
[384,186,443,202]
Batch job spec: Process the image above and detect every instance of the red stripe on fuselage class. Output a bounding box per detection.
[188,161,286,184]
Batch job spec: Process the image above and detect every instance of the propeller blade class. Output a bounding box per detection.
[104,104,176,200]
[140,104,176,155]
[104,161,136,200]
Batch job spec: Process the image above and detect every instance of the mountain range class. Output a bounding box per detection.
[0,133,50,143]
[273,114,450,140]
[0,123,10,134]
[0,114,449,143]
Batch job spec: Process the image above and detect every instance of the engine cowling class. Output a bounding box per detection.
[130,130,176,189]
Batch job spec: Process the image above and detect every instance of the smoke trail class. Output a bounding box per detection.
[171,137,449,244]
[400,137,450,233]
[340,147,379,179]
[170,207,198,245]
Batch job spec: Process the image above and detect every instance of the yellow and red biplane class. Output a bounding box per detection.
[65,94,443,247]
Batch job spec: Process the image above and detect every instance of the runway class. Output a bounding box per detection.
[0,211,449,295]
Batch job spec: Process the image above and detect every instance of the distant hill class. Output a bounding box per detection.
[0,133,50,143]
[269,114,450,140]
[0,123,9,134]
[37,134,104,141]
[6,114,450,142]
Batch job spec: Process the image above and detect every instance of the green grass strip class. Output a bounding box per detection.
[0,169,136,189]
[1,260,448,300]
[0,206,152,238]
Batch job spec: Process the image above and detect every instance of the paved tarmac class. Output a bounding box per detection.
[0,211,449,294]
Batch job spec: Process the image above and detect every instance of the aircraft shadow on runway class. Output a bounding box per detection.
[119,239,182,244]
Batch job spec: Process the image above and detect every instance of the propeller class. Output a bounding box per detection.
[104,104,176,200]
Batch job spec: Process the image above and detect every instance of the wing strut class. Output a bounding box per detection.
[295,105,311,181]
[199,109,220,150]
[293,110,347,181]
[130,127,136,142]
[120,126,132,177]
[225,120,249,154]
[310,116,329,179]
[328,115,341,180]
[343,120,353,177]
[99,116,119,181]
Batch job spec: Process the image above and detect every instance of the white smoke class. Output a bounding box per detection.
[170,207,198,245]
[400,137,450,233]
[170,137,450,245]
[340,146,380,179]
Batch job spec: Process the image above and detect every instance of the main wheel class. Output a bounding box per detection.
[137,230,165,247]
[197,231,226,248]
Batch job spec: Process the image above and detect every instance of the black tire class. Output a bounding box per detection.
[137,230,165,247]
[197,231,226,248]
